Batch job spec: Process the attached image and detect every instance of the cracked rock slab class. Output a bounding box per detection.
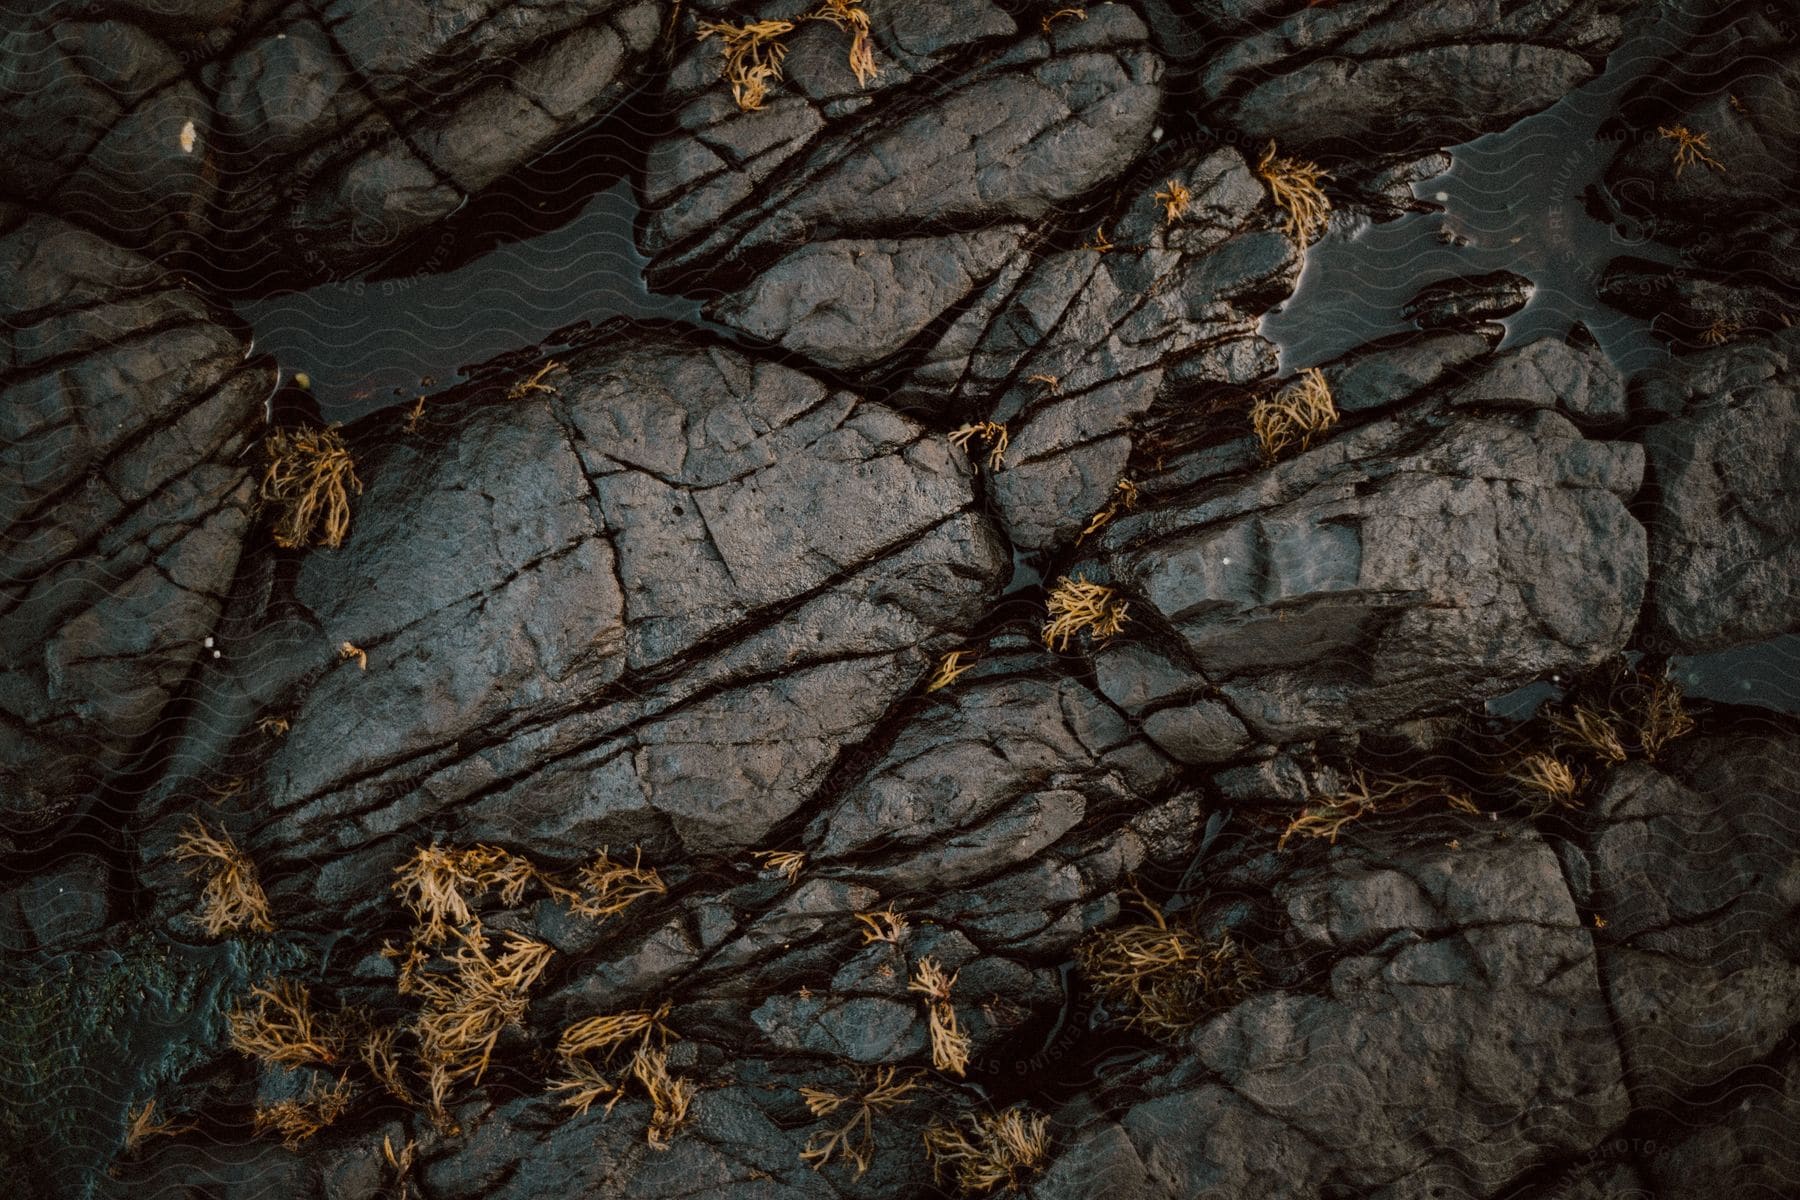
[0,207,267,844]
[928,145,1301,550]
[0,0,663,279]
[1635,328,1800,654]
[1078,373,1647,742]
[1195,0,1635,158]
[138,327,1006,933]
[1582,727,1800,1112]
[645,1,1163,382]
[1606,5,1800,293]
[1033,821,1629,1199]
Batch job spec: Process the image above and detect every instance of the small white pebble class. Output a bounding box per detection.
[212,649,221,658]
[1434,190,1449,201]
[1152,126,1163,141]
[204,635,214,648]
[1221,557,1231,565]
[179,120,197,154]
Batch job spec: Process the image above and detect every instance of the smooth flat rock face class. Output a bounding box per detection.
[0,209,268,843]
[1637,328,1800,653]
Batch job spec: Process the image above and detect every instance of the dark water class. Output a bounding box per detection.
[1674,635,1800,714]
[236,179,703,423]
[1485,635,1800,721]
[1261,6,1692,372]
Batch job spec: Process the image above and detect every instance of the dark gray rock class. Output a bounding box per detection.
[648,2,1164,388]
[1641,1042,1800,1200]
[0,18,211,257]
[5,934,302,1200]
[1195,0,1635,157]
[1032,821,1630,1199]
[1404,269,1534,330]
[1081,400,1646,743]
[936,146,1300,550]
[808,642,1180,891]
[1092,640,1254,766]
[1635,329,1800,653]
[1325,329,1495,415]
[1583,728,1800,1111]
[1540,1159,1654,1200]
[521,640,1198,1080]
[1211,753,1334,809]
[0,0,663,278]
[1606,4,1799,292]
[646,3,1155,269]
[0,208,268,843]
[1449,332,1628,430]
[706,228,1025,372]
[0,853,109,953]
[138,327,1008,932]
[12,3,1799,1195]
[1597,257,1791,349]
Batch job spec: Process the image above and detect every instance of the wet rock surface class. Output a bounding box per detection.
[0,0,664,284]
[1083,394,1646,744]
[4,1,1799,1199]
[1033,820,1630,1199]
[1194,0,1636,158]
[0,206,269,846]
[1606,2,1799,293]
[137,329,1007,931]
[1635,327,1799,653]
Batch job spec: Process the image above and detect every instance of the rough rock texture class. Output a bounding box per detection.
[1633,329,1799,653]
[1580,732,1800,1116]
[6,1,1800,1198]
[1193,0,1636,157]
[1447,331,1628,431]
[1404,269,1534,330]
[0,852,109,954]
[1642,1044,1800,1199]
[1032,820,1630,1199]
[1597,257,1793,350]
[0,206,268,844]
[1077,353,1647,744]
[932,145,1300,551]
[0,0,664,280]
[136,329,1007,932]
[646,2,1164,386]
[1606,2,1800,294]
[646,4,1158,264]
